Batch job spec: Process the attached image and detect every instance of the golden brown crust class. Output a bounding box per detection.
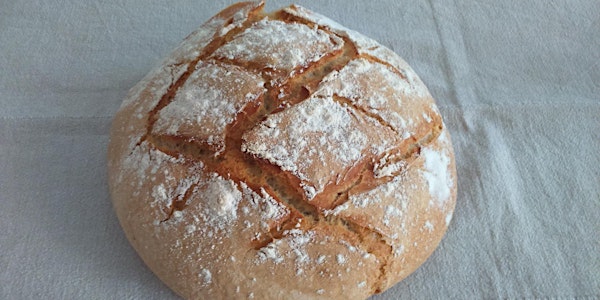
[108,2,457,299]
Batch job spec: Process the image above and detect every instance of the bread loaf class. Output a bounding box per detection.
[107,1,457,299]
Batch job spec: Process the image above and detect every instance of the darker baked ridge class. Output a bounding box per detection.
[109,1,454,298]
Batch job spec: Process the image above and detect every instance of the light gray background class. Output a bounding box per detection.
[1,0,598,299]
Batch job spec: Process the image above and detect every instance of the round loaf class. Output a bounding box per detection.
[107,1,457,299]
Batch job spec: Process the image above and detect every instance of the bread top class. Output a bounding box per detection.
[108,1,457,299]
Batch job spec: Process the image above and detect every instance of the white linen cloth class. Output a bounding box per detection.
[1,1,598,298]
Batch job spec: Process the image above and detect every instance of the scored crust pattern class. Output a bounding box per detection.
[108,2,457,299]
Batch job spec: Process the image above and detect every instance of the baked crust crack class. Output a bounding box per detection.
[332,95,401,136]
[159,182,198,223]
[359,53,409,81]
[333,218,393,294]
[139,4,265,147]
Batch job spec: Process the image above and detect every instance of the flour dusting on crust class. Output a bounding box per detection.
[283,4,427,94]
[317,58,431,136]
[121,63,189,111]
[421,135,452,206]
[197,174,243,230]
[166,1,259,65]
[213,18,343,75]
[242,96,369,199]
[153,61,265,151]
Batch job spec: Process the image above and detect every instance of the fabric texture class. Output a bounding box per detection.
[1,0,598,299]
